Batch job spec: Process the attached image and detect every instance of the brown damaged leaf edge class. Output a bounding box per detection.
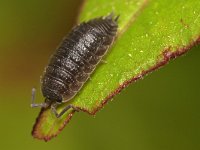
[32,1,200,142]
[32,108,76,141]
[79,35,200,115]
[32,35,200,142]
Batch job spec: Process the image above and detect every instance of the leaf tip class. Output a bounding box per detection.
[31,109,76,142]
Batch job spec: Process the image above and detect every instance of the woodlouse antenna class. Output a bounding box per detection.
[31,88,49,108]
[31,88,36,102]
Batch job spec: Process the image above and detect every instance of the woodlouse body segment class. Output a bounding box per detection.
[31,13,119,118]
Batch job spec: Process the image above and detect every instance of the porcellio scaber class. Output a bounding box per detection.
[31,13,119,118]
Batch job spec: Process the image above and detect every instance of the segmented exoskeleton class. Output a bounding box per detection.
[31,13,119,118]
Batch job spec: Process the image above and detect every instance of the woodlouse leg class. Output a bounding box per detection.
[100,59,107,64]
[51,103,80,118]
[88,77,92,81]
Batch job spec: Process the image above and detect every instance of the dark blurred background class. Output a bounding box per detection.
[0,1,199,150]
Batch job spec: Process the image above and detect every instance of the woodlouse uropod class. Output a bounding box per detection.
[31,13,119,118]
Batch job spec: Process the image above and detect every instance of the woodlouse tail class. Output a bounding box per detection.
[114,15,120,22]
[105,12,120,22]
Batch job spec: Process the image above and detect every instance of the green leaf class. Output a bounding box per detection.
[32,0,200,141]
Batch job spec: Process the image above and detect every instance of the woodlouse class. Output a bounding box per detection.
[31,13,119,118]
